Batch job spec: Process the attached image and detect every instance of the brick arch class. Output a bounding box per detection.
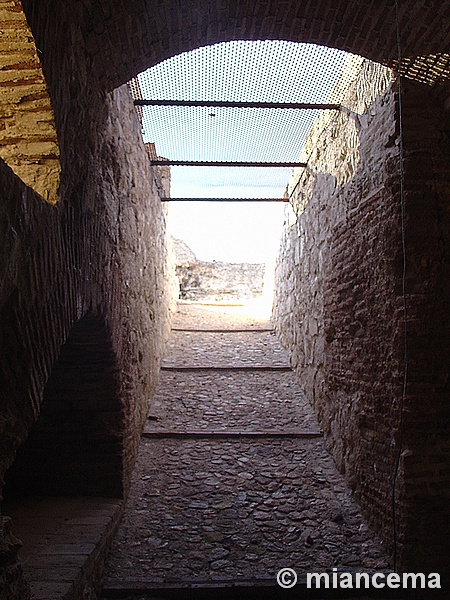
[3,313,124,499]
[3,1,447,204]
[23,0,448,91]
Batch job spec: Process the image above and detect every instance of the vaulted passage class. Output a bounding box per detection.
[0,1,449,598]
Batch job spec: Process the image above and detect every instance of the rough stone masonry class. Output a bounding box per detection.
[273,59,450,576]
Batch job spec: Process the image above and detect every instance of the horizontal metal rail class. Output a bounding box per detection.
[150,160,307,167]
[134,99,341,110]
[160,197,288,202]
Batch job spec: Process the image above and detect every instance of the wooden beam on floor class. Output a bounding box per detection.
[101,578,396,599]
[170,328,274,333]
[141,430,323,439]
[160,366,292,372]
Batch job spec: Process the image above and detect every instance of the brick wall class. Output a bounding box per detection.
[396,80,450,575]
[0,0,60,204]
[0,6,176,596]
[273,62,450,575]
[0,83,175,495]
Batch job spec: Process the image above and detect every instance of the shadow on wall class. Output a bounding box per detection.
[3,313,124,500]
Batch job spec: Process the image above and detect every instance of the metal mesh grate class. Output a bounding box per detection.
[131,41,377,199]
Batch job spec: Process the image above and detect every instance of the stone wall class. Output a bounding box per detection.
[273,60,450,575]
[396,80,450,575]
[0,0,60,204]
[173,238,265,302]
[0,5,176,595]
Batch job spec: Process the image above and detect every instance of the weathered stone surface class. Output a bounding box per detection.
[0,4,177,595]
[172,238,265,301]
[274,61,401,548]
[145,371,318,433]
[172,237,197,266]
[0,516,30,600]
[0,0,60,203]
[162,330,289,368]
[172,302,271,331]
[104,437,389,585]
[0,82,176,499]
[3,498,123,600]
[273,59,450,576]
[21,1,450,92]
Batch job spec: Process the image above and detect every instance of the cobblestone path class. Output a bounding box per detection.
[101,302,389,596]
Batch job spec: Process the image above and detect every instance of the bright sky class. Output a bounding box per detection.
[167,164,289,262]
[167,199,285,263]
[137,41,350,263]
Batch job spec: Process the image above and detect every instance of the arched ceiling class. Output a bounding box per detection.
[23,0,450,92]
[6,0,447,204]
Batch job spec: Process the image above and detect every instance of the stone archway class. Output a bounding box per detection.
[21,0,450,94]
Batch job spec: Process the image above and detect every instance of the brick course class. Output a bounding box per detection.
[21,0,450,92]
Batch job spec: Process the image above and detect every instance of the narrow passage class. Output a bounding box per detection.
[101,302,389,597]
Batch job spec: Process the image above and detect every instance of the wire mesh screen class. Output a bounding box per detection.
[139,106,321,163]
[131,41,376,200]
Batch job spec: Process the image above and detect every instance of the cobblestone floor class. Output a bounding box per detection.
[145,371,318,432]
[171,301,272,331]
[101,302,390,594]
[162,330,289,368]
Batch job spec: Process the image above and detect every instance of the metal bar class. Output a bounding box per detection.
[150,160,306,167]
[134,99,341,110]
[160,197,288,202]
